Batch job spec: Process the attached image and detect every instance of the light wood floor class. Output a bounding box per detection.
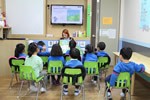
[0,68,150,100]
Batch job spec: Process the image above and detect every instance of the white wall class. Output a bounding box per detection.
[6,0,44,34]
[120,0,150,48]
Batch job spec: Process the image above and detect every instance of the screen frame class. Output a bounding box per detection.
[50,4,84,25]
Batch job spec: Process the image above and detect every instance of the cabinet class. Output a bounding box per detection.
[0,27,11,39]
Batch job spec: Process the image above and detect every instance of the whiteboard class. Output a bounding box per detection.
[6,0,44,34]
[120,0,150,48]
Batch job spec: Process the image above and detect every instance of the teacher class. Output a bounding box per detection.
[60,29,73,40]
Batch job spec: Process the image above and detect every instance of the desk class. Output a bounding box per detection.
[113,52,150,95]
[0,27,11,39]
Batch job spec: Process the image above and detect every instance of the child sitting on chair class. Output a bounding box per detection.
[96,41,111,64]
[82,44,98,84]
[48,44,65,85]
[63,48,82,96]
[65,39,77,56]
[25,42,46,92]
[14,43,27,58]
[37,41,50,56]
[105,47,145,100]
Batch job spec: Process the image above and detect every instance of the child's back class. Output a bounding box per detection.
[82,44,97,62]
[15,43,27,58]
[37,41,50,56]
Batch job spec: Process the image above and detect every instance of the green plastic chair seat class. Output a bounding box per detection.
[107,72,131,89]
[84,61,99,75]
[47,60,63,74]
[20,65,44,83]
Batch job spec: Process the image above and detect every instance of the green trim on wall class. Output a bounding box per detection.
[86,4,91,37]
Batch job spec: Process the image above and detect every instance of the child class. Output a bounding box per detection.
[96,42,111,64]
[63,48,83,96]
[65,39,77,55]
[105,47,145,99]
[82,44,98,83]
[25,42,46,92]
[14,43,27,58]
[82,44,98,63]
[37,41,50,56]
[48,44,65,85]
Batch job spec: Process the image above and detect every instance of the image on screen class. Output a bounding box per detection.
[51,5,83,25]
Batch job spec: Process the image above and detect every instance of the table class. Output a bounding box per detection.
[113,52,150,95]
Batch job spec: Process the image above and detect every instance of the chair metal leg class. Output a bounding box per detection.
[42,79,47,90]
[60,84,64,100]
[82,84,85,100]
[36,82,41,100]
[97,75,100,92]
[15,73,19,82]
[9,73,15,89]
[17,81,24,99]
[104,88,109,100]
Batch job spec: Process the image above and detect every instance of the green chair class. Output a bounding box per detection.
[61,66,86,100]
[84,61,100,91]
[98,57,110,78]
[47,60,63,86]
[9,57,25,88]
[65,56,71,62]
[104,72,131,100]
[17,65,46,100]
[40,56,48,68]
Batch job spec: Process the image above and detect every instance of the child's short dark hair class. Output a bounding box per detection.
[69,39,76,49]
[37,41,45,46]
[70,48,81,61]
[120,47,133,60]
[28,42,38,57]
[15,43,25,58]
[97,42,106,50]
[50,44,63,56]
[85,44,93,53]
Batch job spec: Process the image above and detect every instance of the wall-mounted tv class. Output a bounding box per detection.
[51,5,84,25]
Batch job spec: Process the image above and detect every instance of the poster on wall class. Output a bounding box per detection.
[140,0,150,31]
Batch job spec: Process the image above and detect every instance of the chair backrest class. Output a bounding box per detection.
[98,57,110,69]
[9,57,25,73]
[47,60,63,74]
[114,72,130,88]
[84,61,99,75]
[61,66,86,85]
[19,65,37,81]
[65,56,71,62]
[40,56,48,67]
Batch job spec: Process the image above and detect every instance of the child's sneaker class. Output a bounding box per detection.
[63,88,68,96]
[40,87,46,93]
[107,92,112,100]
[120,92,125,97]
[74,88,81,96]
[30,85,38,92]
[93,81,97,84]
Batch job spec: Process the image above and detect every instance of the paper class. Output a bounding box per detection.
[102,17,113,25]
[100,29,116,39]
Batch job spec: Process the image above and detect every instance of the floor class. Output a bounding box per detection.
[0,67,150,100]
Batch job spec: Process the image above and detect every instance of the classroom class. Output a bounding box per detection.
[0,0,150,100]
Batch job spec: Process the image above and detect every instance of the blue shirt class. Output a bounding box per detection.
[19,53,27,58]
[82,53,98,63]
[48,56,65,65]
[65,59,83,68]
[38,52,50,56]
[96,51,109,57]
[110,61,145,86]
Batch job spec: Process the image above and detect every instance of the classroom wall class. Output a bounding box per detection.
[0,40,26,77]
[120,0,150,56]
[46,0,87,38]
[0,0,5,12]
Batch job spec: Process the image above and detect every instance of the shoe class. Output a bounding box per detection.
[56,81,61,86]
[93,81,97,84]
[107,92,112,100]
[63,88,68,96]
[120,92,125,97]
[40,87,46,93]
[74,88,81,96]
[30,85,38,92]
